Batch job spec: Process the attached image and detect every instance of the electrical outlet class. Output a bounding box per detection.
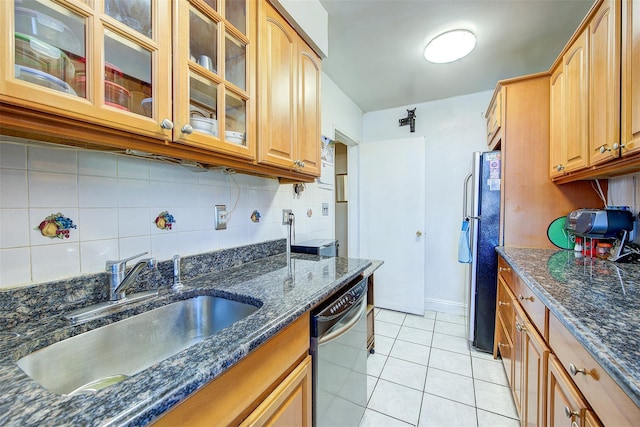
[215,205,228,230]
[322,203,329,216]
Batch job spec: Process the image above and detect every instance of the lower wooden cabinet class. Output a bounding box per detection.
[153,313,310,426]
[547,355,595,427]
[492,255,640,427]
[521,310,549,427]
[239,355,312,427]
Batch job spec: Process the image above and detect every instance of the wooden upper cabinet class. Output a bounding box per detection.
[172,0,257,160]
[564,30,590,173]
[486,86,503,149]
[0,0,172,140]
[550,65,566,177]
[296,44,321,176]
[589,0,621,165]
[621,0,640,156]
[257,0,321,177]
[258,1,297,170]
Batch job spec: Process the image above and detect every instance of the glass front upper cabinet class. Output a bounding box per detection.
[4,0,171,139]
[175,0,253,159]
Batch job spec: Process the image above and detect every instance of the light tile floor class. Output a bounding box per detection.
[360,308,520,427]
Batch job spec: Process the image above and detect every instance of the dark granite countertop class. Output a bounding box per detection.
[0,253,378,426]
[496,247,640,408]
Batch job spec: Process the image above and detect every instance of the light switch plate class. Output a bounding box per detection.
[215,205,227,230]
[282,209,292,225]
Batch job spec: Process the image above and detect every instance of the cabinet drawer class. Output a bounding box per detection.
[514,274,547,338]
[549,313,640,426]
[495,314,513,387]
[498,256,514,292]
[497,276,515,341]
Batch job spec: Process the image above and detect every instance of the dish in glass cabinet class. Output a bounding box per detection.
[14,64,77,95]
[225,131,244,144]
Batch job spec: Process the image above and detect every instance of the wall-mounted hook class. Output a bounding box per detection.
[399,108,417,132]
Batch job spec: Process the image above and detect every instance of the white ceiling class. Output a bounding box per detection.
[318,0,596,113]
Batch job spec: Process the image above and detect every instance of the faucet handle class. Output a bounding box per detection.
[106,251,149,271]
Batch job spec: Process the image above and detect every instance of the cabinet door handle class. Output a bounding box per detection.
[181,124,194,134]
[556,164,565,172]
[613,142,624,150]
[599,145,611,153]
[499,266,511,272]
[569,363,586,376]
[160,119,174,130]
[518,294,534,302]
[498,342,509,349]
[564,406,580,419]
[498,301,510,306]
[515,321,527,332]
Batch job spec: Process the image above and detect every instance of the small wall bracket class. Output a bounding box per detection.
[399,108,417,132]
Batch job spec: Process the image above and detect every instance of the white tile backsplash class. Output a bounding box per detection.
[0,142,27,169]
[0,138,334,288]
[0,209,30,248]
[28,171,78,207]
[0,169,28,208]
[78,175,118,207]
[78,150,118,177]
[31,242,81,282]
[28,145,77,174]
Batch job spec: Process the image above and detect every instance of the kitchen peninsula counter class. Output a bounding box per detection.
[496,246,640,408]
[0,253,377,426]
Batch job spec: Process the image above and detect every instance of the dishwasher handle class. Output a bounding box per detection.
[318,294,367,345]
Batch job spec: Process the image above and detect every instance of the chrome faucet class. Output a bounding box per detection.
[172,254,183,291]
[106,252,157,301]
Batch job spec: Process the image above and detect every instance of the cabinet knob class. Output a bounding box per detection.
[556,164,565,172]
[498,342,509,349]
[160,119,174,130]
[599,145,611,153]
[569,363,586,376]
[564,406,580,419]
[518,294,534,302]
[181,124,194,134]
[499,266,511,272]
[613,142,625,150]
[293,160,305,168]
[416,231,423,237]
[515,321,527,332]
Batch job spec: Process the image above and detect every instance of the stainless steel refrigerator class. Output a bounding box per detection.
[462,151,501,353]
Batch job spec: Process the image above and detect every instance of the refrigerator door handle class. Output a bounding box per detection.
[463,172,481,221]
[463,172,472,218]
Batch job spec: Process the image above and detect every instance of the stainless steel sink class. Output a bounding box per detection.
[17,295,259,395]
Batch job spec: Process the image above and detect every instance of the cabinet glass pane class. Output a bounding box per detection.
[14,0,85,97]
[104,30,152,116]
[225,32,246,90]
[190,7,217,74]
[225,91,246,146]
[225,0,246,34]
[203,0,217,11]
[190,72,219,137]
[105,0,152,38]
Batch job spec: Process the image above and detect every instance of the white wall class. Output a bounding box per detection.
[0,137,333,289]
[360,90,493,314]
[321,73,363,143]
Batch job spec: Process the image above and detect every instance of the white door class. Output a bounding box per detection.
[359,137,426,315]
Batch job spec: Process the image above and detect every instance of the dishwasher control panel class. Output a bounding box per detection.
[318,276,367,319]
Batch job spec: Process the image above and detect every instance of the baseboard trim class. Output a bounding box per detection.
[424,298,466,316]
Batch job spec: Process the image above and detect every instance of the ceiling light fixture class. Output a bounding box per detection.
[424,29,476,64]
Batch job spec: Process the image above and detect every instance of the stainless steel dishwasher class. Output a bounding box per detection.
[311,276,368,426]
